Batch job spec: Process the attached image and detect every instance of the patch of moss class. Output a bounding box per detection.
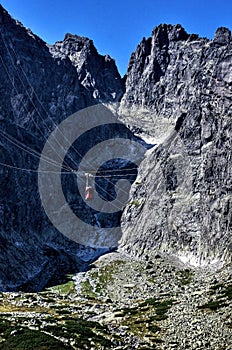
[129,199,143,207]
[121,307,138,316]
[43,317,114,348]
[57,309,70,315]
[151,337,164,344]
[198,300,228,311]
[210,283,224,291]
[0,318,11,334]
[177,269,193,285]
[82,260,125,297]
[64,319,113,348]
[224,284,232,300]
[142,299,174,321]
[153,314,168,321]
[80,279,97,298]
[139,297,157,307]
[140,298,174,310]
[0,326,72,350]
[148,325,161,333]
[49,280,75,295]
[205,282,232,310]
[119,300,167,342]
[42,323,65,338]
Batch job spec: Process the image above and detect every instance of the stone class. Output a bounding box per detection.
[120,23,232,269]
[0,4,139,291]
[213,27,231,45]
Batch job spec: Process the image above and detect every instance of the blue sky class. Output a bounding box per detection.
[1,0,232,75]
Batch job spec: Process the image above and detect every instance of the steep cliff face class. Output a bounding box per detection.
[0,5,124,136]
[120,24,232,268]
[0,7,92,136]
[0,5,134,291]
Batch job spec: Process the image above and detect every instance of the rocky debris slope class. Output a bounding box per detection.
[120,24,232,268]
[0,252,231,349]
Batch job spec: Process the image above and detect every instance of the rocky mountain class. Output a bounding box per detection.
[0,5,124,135]
[0,4,137,292]
[0,3,231,294]
[120,24,232,268]
[50,33,125,103]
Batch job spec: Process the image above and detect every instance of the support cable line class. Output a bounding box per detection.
[0,32,136,178]
[0,31,86,168]
[0,129,72,171]
[0,160,138,178]
[0,31,139,204]
[0,32,74,171]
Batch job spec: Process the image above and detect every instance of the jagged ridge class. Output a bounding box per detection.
[120,24,232,268]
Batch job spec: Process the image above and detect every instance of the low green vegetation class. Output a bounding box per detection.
[80,260,125,297]
[0,315,114,349]
[43,318,113,349]
[116,297,175,343]
[129,199,144,207]
[79,278,97,298]
[223,284,232,300]
[198,299,228,311]
[148,324,161,333]
[47,277,75,295]
[177,269,193,285]
[0,320,72,350]
[198,282,232,311]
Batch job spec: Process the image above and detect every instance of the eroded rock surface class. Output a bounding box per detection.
[0,5,131,291]
[50,33,125,103]
[120,24,232,268]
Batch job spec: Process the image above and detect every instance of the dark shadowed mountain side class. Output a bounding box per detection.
[120,24,232,269]
[0,5,125,136]
[0,4,143,292]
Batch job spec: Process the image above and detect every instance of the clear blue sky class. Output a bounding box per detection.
[1,0,232,75]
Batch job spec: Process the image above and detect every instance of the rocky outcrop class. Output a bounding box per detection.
[0,5,124,137]
[120,24,232,268]
[50,33,125,102]
[0,7,91,136]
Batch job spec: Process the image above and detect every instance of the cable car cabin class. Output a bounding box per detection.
[85,186,94,201]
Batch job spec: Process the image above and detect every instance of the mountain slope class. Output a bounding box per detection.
[120,24,232,268]
[0,5,131,291]
[0,4,231,292]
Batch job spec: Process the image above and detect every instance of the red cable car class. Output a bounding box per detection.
[85,186,94,201]
[85,173,94,201]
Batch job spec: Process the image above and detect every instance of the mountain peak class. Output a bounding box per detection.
[213,26,231,45]
[152,23,190,42]
[63,33,91,43]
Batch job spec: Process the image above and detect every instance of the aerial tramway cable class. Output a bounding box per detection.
[0,31,74,171]
[0,30,139,206]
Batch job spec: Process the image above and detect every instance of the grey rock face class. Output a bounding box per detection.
[0,5,134,291]
[50,33,125,102]
[120,24,232,268]
[0,7,93,138]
